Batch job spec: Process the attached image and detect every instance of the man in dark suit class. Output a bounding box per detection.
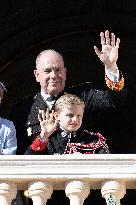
[10,30,127,204]
[11,30,126,155]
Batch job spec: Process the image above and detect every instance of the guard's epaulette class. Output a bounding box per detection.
[67,82,91,89]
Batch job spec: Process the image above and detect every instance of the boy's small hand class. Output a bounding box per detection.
[38,108,58,139]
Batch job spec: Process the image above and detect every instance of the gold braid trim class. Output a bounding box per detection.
[105,72,124,91]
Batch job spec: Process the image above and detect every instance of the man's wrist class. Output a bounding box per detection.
[105,69,120,83]
[105,63,118,74]
[105,71,124,91]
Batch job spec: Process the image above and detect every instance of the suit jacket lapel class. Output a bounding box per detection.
[26,91,66,135]
[26,92,48,134]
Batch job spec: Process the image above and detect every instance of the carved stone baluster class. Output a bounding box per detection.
[65,180,90,205]
[101,181,126,205]
[0,182,17,205]
[28,181,53,205]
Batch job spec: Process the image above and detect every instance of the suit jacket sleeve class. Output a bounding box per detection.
[67,82,127,112]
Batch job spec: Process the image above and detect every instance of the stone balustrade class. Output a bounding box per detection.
[0,154,136,205]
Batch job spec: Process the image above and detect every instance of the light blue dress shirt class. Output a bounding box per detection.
[0,117,17,155]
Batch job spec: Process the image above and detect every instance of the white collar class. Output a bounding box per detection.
[41,90,57,101]
[41,90,52,101]
[60,127,76,138]
[41,90,56,110]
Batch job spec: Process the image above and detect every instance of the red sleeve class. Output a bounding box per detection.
[30,134,48,151]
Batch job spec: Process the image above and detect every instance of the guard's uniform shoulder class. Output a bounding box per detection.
[12,93,39,111]
[66,82,93,96]
[67,82,91,90]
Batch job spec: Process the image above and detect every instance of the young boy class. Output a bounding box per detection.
[25,94,109,154]
[0,82,17,155]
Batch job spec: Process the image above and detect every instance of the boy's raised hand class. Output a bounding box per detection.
[38,108,58,139]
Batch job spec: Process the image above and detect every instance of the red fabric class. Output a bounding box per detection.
[64,132,109,154]
[31,136,48,151]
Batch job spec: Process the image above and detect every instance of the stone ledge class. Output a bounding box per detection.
[0,154,136,190]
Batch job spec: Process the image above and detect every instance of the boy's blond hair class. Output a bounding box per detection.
[55,94,85,112]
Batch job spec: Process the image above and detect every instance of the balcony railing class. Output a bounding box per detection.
[0,154,136,205]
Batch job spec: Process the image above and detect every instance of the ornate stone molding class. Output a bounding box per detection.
[0,154,135,190]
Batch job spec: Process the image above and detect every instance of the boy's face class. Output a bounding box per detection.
[0,90,3,103]
[55,104,84,132]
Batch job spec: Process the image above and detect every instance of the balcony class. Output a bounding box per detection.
[0,154,136,205]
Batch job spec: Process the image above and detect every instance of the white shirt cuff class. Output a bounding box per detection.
[105,69,120,83]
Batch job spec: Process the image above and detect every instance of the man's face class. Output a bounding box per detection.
[55,105,84,132]
[34,52,66,96]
